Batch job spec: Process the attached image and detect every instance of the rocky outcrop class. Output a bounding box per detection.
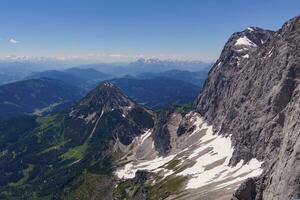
[152,106,192,156]
[131,170,150,200]
[231,178,257,200]
[152,111,172,155]
[194,16,300,200]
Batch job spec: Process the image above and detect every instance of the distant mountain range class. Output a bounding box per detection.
[0,75,201,116]
[73,59,212,76]
[0,60,210,116]
[0,58,211,85]
[26,68,208,110]
[128,58,211,73]
[136,69,208,86]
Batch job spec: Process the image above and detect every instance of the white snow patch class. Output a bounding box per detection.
[103,82,113,87]
[236,57,241,66]
[235,48,249,52]
[78,115,84,119]
[242,54,249,59]
[247,27,254,32]
[162,169,174,178]
[268,47,274,57]
[140,129,152,144]
[115,154,175,179]
[213,160,263,190]
[69,110,76,117]
[185,112,194,117]
[186,127,231,161]
[177,117,263,190]
[235,36,257,47]
[151,141,155,149]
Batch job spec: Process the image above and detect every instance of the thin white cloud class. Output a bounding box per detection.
[109,54,146,59]
[109,54,129,58]
[9,38,19,44]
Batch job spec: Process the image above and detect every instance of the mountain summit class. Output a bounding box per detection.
[74,82,135,117]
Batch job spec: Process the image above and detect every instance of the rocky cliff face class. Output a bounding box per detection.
[194,15,300,200]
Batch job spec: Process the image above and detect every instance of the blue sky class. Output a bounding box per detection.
[0,0,299,62]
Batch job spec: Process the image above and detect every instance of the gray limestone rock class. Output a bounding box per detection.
[194,15,300,200]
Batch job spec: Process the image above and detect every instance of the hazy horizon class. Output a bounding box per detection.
[1,0,300,63]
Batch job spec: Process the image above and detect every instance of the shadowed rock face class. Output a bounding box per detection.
[195,16,300,200]
[232,178,257,200]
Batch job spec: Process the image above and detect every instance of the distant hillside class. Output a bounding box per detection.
[64,67,112,81]
[0,74,19,85]
[27,68,113,92]
[28,70,83,86]
[111,77,200,109]
[0,78,81,116]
